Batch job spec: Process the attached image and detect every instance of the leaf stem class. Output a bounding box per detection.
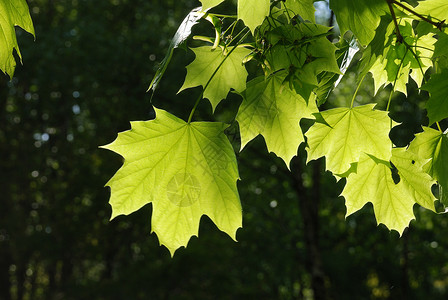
[392,0,447,31]
[350,73,366,108]
[187,28,251,123]
[437,122,442,132]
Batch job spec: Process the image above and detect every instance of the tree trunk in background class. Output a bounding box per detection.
[291,158,328,300]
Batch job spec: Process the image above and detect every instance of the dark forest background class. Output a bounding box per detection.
[1,0,448,299]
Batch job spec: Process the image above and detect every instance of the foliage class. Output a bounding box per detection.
[3,0,448,299]
[99,0,448,254]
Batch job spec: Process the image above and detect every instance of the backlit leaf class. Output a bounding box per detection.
[306,104,393,175]
[238,0,270,33]
[102,108,242,255]
[285,0,315,22]
[179,46,251,111]
[329,0,387,46]
[236,73,318,166]
[342,154,416,235]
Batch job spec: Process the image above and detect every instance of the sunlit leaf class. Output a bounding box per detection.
[179,46,251,111]
[102,108,242,255]
[342,154,416,235]
[306,104,393,175]
[330,0,387,46]
[237,73,318,166]
[238,0,270,33]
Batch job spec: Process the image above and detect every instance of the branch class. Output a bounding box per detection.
[387,0,403,43]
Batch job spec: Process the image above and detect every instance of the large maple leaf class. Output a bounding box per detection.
[102,108,242,255]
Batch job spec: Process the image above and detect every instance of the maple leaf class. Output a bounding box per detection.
[306,104,393,175]
[238,0,270,33]
[329,0,388,46]
[179,46,252,111]
[342,154,416,235]
[0,0,35,77]
[285,0,315,22]
[236,73,318,166]
[408,127,448,204]
[391,148,436,211]
[422,69,448,125]
[367,20,435,95]
[102,108,242,255]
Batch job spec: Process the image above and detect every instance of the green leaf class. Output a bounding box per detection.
[238,0,270,33]
[102,108,242,256]
[148,7,205,92]
[422,69,448,125]
[366,21,435,95]
[200,0,224,10]
[408,127,448,205]
[236,73,318,166]
[391,148,436,211]
[342,154,416,235]
[329,0,387,46]
[179,46,252,111]
[0,0,35,77]
[306,104,393,175]
[284,0,315,22]
[415,0,448,22]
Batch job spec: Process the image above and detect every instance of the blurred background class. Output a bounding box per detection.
[1,0,448,299]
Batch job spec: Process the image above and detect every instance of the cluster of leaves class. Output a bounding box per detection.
[101,0,448,255]
[84,0,448,255]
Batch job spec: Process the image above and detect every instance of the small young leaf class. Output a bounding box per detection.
[342,154,416,235]
[284,0,316,22]
[0,0,35,77]
[179,46,251,111]
[306,104,393,175]
[102,108,242,256]
[238,0,270,33]
[236,73,318,167]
